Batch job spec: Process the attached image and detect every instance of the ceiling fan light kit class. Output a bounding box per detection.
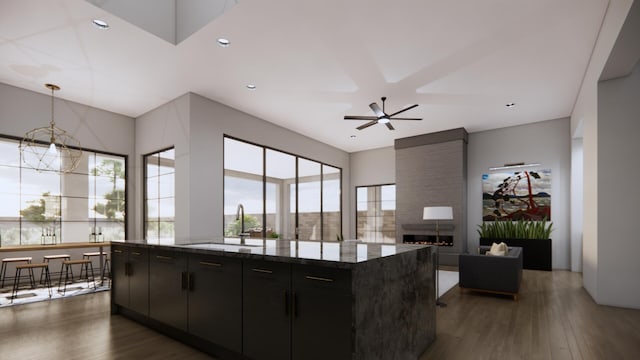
[344,96,422,131]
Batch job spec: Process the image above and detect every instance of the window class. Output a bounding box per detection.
[0,136,126,246]
[356,184,395,243]
[144,148,175,244]
[224,136,341,240]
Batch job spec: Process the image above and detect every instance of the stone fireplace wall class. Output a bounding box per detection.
[395,128,467,266]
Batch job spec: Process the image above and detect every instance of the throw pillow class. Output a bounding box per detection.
[488,242,506,256]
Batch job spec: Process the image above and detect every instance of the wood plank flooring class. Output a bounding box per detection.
[0,292,213,360]
[422,270,640,360]
[0,270,638,359]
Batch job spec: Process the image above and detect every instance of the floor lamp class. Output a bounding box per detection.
[423,206,453,307]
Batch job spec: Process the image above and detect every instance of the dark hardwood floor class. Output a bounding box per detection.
[0,292,214,359]
[422,270,640,360]
[1,270,638,359]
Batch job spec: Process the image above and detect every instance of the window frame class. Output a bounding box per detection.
[143,146,175,244]
[355,183,396,243]
[0,134,128,246]
[223,135,343,240]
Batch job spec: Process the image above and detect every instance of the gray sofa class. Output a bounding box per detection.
[459,246,523,300]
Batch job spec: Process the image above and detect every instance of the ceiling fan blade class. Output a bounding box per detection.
[357,120,378,130]
[388,104,419,117]
[369,102,385,117]
[389,117,422,121]
[344,115,378,120]
[385,122,395,130]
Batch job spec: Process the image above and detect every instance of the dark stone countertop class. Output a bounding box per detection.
[112,238,431,269]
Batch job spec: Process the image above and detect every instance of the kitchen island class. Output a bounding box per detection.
[111,239,435,360]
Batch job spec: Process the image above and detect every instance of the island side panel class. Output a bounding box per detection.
[353,246,435,360]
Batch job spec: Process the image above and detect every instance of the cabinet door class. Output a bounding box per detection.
[128,248,149,316]
[111,245,129,308]
[243,259,292,360]
[149,249,187,331]
[188,254,242,353]
[291,265,353,360]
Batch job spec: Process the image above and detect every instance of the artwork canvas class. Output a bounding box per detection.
[482,169,551,221]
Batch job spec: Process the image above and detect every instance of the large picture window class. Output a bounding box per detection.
[144,147,175,245]
[0,136,126,246]
[224,137,341,241]
[356,184,395,243]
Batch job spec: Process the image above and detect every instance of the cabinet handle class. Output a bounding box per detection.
[132,252,142,256]
[113,249,122,253]
[293,292,298,318]
[284,290,289,317]
[156,255,173,261]
[188,272,194,291]
[200,261,222,267]
[125,262,131,276]
[305,275,334,282]
[251,268,273,274]
[181,271,188,290]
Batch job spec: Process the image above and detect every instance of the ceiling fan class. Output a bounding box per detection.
[344,97,421,131]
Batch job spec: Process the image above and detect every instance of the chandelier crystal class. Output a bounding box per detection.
[19,84,82,173]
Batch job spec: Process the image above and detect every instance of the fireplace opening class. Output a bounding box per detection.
[403,234,453,247]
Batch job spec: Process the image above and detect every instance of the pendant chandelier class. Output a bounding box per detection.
[19,84,82,173]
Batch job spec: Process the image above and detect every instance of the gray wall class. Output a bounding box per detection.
[596,61,640,308]
[349,119,572,270]
[136,93,351,243]
[467,118,571,269]
[349,146,395,238]
[0,83,137,239]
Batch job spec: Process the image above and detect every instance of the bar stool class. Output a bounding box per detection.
[10,263,52,304]
[1,257,32,288]
[40,254,71,285]
[80,252,108,281]
[58,259,96,295]
[101,257,111,288]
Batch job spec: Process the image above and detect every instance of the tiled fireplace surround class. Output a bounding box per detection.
[395,128,468,266]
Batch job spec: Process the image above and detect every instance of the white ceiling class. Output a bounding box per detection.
[0,0,620,153]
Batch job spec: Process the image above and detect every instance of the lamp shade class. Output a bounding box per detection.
[423,206,453,220]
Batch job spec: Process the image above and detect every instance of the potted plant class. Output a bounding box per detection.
[477,219,553,271]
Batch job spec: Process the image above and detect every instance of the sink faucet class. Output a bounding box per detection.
[236,203,249,243]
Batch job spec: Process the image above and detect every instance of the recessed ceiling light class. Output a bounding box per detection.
[506,102,516,108]
[92,19,110,30]
[217,38,230,47]
[246,84,256,90]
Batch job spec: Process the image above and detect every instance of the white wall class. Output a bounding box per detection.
[0,82,136,239]
[134,93,191,240]
[135,93,350,243]
[570,139,584,272]
[572,0,633,303]
[596,62,640,309]
[466,118,571,269]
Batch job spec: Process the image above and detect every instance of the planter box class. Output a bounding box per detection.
[480,237,552,271]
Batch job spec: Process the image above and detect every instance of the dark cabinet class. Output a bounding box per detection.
[243,259,292,360]
[149,249,188,331]
[112,245,149,316]
[111,245,128,308]
[242,260,353,360]
[148,249,243,352]
[188,254,242,353]
[291,265,352,360]
[113,244,358,360]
